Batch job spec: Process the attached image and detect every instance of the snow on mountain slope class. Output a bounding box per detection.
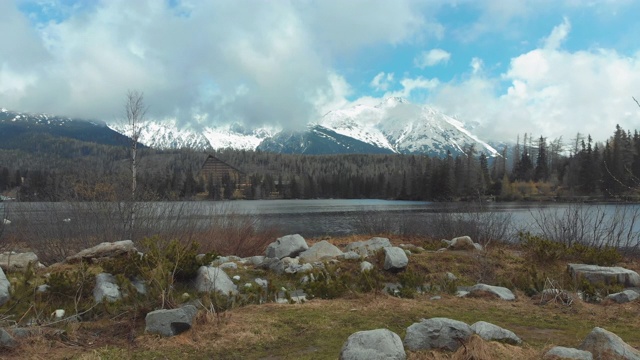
[108,119,277,151]
[318,97,499,157]
[318,104,395,152]
[203,124,277,150]
[108,119,211,150]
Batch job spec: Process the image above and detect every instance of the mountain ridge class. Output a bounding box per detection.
[1,98,499,157]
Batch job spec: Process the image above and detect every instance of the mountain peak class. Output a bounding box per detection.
[379,97,410,108]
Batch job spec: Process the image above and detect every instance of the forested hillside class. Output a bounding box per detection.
[1,125,639,202]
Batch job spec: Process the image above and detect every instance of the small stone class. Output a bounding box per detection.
[52,309,65,319]
[543,346,593,360]
[219,262,238,270]
[360,261,374,272]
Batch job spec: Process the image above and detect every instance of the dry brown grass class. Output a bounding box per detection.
[408,335,539,360]
[2,235,640,359]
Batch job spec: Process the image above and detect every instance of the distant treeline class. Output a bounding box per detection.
[1,124,639,202]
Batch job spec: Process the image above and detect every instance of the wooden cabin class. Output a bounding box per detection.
[199,155,247,186]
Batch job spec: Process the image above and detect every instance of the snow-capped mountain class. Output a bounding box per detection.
[0,108,133,148]
[277,97,500,157]
[108,119,210,150]
[108,119,277,151]
[2,98,499,158]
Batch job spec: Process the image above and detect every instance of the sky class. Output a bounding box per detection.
[1,0,640,143]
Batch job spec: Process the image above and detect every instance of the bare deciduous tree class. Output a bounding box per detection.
[125,90,147,239]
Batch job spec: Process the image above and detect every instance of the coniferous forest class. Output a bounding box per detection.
[1,124,640,202]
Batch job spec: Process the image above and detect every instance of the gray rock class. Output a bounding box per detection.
[568,264,640,288]
[36,284,49,293]
[299,263,314,272]
[340,251,361,260]
[219,262,238,270]
[578,327,640,359]
[0,267,10,306]
[265,234,309,259]
[446,272,457,281]
[0,328,16,348]
[360,261,374,272]
[467,283,516,301]
[384,283,402,296]
[255,278,268,288]
[606,289,639,304]
[194,266,238,295]
[543,346,593,360]
[145,305,198,337]
[93,273,121,303]
[66,240,137,263]
[446,236,477,250]
[470,321,522,345]
[211,256,230,266]
[248,256,265,266]
[276,289,307,304]
[299,240,343,262]
[131,278,147,295]
[404,317,473,351]
[345,237,392,257]
[340,328,406,360]
[383,247,408,271]
[10,327,38,339]
[0,251,39,271]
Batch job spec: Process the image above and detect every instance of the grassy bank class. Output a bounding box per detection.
[1,234,639,359]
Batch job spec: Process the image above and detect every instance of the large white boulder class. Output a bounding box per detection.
[383,247,408,271]
[345,237,391,257]
[66,240,137,263]
[606,289,639,304]
[265,234,309,259]
[578,327,640,360]
[568,264,640,288]
[194,266,238,296]
[145,305,198,337]
[470,321,522,345]
[404,317,473,352]
[340,328,406,360]
[299,240,343,262]
[0,252,39,271]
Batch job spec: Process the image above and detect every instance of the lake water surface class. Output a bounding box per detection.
[3,200,640,246]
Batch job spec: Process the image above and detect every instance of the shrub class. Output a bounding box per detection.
[520,232,568,263]
[303,266,350,300]
[396,269,425,298]
[569,244,622,266]
[101,236,218,309]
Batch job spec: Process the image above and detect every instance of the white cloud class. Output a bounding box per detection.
[414,49,451,68]
[431,19,640,142]
[470,57,484,74]
[386,76,440,99]
[370,72,395,91]
[543,17,571,49]
[0,0,434,128]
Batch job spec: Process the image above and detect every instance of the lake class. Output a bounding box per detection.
[2,199,640,248]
